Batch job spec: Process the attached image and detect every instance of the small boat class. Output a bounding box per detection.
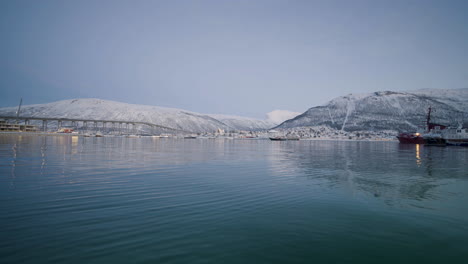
[269,136,300,141]
[184,136,197,139]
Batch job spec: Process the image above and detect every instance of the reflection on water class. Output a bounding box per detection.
[268,141,468,209]
[415,144,421,166]
[1,135,467,206]
[1,135,468,264]
[1,135,467,207]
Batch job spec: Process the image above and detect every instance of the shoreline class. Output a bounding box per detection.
[0,131,398,142]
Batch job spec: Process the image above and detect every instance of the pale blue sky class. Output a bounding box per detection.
[1,0,467,118]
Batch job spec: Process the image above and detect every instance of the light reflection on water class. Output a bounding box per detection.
[0,135,468,263]
[268,141,468,210]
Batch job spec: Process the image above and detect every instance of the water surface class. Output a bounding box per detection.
[1,135,467,263]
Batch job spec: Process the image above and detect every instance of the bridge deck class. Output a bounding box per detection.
[0,115,190,133]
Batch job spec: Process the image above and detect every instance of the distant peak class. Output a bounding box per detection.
[266,110,301,124]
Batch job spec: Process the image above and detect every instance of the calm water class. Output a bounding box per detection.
[1,135,468,263]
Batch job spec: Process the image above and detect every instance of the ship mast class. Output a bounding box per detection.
[426,106,432,129]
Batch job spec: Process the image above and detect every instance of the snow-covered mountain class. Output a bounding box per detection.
[276,88,468,132]
[2,88,466,134]
[0,98,276,132]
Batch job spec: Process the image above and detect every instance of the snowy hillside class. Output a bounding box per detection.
[207,114,276,131]
[0,98,275,132]
[277,88,468,132]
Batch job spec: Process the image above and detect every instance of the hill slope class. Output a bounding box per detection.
[0,98,276,132]
[276,88,468,131]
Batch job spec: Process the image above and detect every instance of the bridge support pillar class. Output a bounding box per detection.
[42,120,47,132]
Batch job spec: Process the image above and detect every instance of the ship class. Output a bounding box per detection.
[397,106,446,144]
[440,125,468,146]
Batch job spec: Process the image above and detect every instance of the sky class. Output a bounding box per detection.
[1,0,467,118]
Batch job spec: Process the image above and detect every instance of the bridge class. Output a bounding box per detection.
[0,115,192,134]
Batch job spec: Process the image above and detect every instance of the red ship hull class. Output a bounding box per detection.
[396,133,425,144]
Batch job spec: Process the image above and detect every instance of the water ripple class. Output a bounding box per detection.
[1,135,468,263]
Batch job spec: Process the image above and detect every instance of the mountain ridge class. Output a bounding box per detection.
[276,88,468,131]
[1,88,467,133]
[0,98,276,132]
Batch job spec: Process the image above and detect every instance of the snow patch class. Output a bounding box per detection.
[341,99,355,131]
